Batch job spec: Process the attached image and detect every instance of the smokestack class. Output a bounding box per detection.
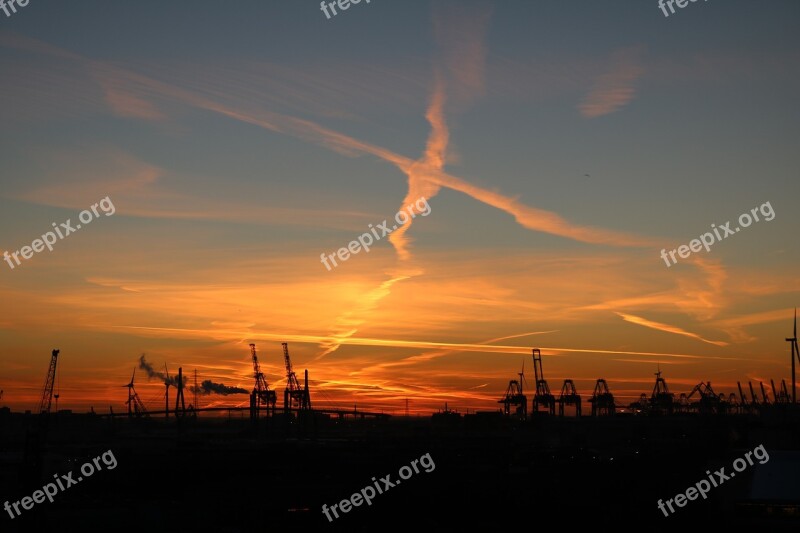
[304,369,311,410]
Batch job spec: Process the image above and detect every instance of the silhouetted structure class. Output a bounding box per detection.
[432,402,461,421]
[123,368,148,418]
[499,365,526,419]
[760,381,770,404]
[686,381,720,414]
[38,349,59,415]
[193,369,199,417]
[283,343,311,413]
[175,367,186,416]
[249,343,276,420]
[589,379,615,416]
[531,349,555,415]
[787,309,798,403]
[748,381,759,407]
[773,379,791,404]
[738,381,749,411]
[164,364,171,418]
[558,379,581,417]
[725,393,738,413]
[649,369,674,414]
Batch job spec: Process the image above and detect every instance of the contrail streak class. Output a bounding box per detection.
[112,325,734,361]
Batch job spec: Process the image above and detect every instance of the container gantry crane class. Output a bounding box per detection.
[588,379,615,416]
[558,379,581,417]
[531,349,555,415]
[650,368,674,414]
[499,363,526,419]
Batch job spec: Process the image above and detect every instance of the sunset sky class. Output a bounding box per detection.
[1,0,798,415]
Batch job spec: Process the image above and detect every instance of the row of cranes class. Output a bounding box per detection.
[499,349,615,419]
[500,349,796,419]
[33,310,800,419]
[499,311,800,419]
[249,342,311,420]
[630,373,795,415]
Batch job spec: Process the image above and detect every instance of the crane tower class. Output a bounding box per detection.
[38,349,60,415]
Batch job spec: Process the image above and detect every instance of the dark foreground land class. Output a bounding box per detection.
[1,408,799,532]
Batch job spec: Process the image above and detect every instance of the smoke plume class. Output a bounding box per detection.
[138,354,180,387]
[191,380,249,396]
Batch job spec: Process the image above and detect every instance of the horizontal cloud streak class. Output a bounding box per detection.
[110,324,733,361]
[617,312,729,346]
[579,46,644,118]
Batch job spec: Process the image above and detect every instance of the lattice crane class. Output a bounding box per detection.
[38,349,60,415]
[282,343,311,412]
[250,344,276,417]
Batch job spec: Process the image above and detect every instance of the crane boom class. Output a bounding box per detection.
[38,349,60,415]
[283,342,301,392]
[282,343,310,412]
[250,344,276,415]
[251,344,271,393]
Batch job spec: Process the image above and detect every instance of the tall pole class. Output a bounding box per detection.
[175,367,185,415]
[165,364,170,419]
[787,309,797,404]
[304,369,311,410]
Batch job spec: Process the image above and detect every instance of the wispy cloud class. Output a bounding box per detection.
[0,31,652,251]
[432,0,491,108]
[96,76,165,121]
[579,46,645,118]
[317,274,413,359]
[616,312,729,347]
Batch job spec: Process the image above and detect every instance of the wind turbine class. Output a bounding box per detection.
[787,308,799,403]
[123,368,148,417]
